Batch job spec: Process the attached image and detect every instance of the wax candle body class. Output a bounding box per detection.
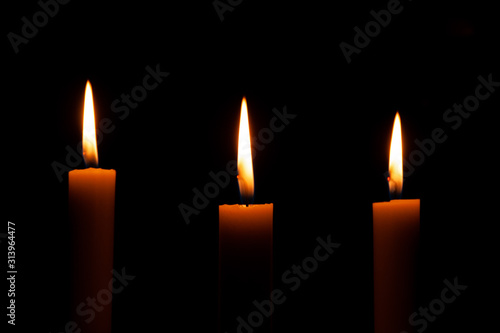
[69,168,116,333]
[373,199,419,333]
[219,204,273,333]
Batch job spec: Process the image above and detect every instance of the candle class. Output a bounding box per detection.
[373,112,420,333]
[219,97,273,333]
[69,81,116,333]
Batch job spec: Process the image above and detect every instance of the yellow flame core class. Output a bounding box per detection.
[388,112,403,197]
[237,97,254,201]
[82,81,98,167]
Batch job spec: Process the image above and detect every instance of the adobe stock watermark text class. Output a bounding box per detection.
[178,105,297,225]
[402,276,467,333]
[50,267,135,333]
[7,0,71,54]
[228,234,340,333]
[384,73,498,181]
[339,0,413,64]
[51,63,169,183]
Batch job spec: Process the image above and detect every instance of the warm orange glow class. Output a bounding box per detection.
[388,112,403,197]
[82,81,98,167]
[237,97,254,202]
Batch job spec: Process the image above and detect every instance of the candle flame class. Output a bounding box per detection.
[82,81,98,167]
[388,112,403,198]
[237,97,254,203]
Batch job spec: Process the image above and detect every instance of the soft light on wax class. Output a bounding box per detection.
[69,81,116,333]
[373,112,420,333]
[219,97,273,333]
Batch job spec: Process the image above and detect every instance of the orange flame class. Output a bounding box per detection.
[237,97,254,202]
[82,81,98,167]
[388,112,403,197]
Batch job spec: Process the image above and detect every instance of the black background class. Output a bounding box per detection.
[2,0,499,332]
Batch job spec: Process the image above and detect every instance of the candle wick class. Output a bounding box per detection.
[387,177,402,200]
[388,177,402,200]
[389,189,396,200]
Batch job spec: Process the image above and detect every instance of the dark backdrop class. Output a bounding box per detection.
[3,0,499,332]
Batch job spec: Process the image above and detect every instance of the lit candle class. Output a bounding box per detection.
[219,97,273,333]
[373,112,420,333]
[69,81,116,333]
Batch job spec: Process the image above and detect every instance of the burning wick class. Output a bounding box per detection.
[237,175,251,207]
[388,176,399,200]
